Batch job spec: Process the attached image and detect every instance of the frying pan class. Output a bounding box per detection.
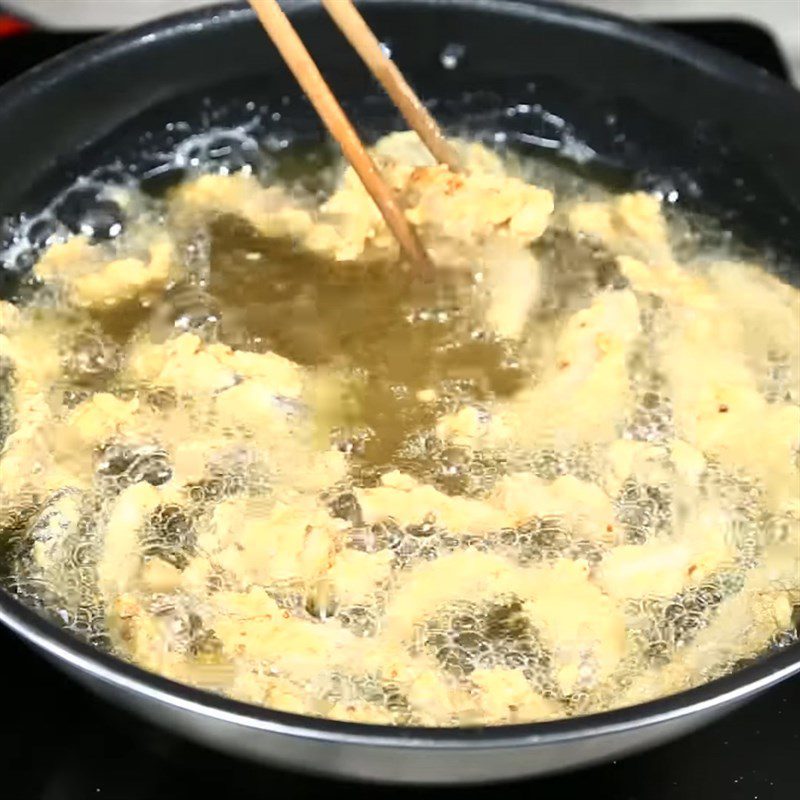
[0,0,798,785]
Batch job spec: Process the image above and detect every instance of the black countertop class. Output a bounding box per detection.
[0,14,797,800]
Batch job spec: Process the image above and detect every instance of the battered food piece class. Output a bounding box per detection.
[174,131,553,341]
[174,132,554,267]
[491,472,617,542]
[327,548,393,604]
[356,470,510,534]
[204,495,347,585]
[522,559,627,694]
[36,237,176,309]
[435,405,513,449]
[0,392,55,501]
[498,287,642,448]
[481,244,542,341]
[0,299,20,332]
[568,192,671,261]
[623,252,800,515]
[1,130,798,729]
[128,332,303,399]
[97,481,163,601]
[470,668,558,723]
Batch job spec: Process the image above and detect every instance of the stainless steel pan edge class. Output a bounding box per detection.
[2,594,798,783]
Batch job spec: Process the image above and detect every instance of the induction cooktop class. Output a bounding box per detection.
[0,13,797,800]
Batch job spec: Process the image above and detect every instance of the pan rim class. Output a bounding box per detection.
[2,581,799,748]
[0,0,797,114]
[0,0,798,750]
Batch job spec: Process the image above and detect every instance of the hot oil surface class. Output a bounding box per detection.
[206,216,527,475]
[1,132,798,727]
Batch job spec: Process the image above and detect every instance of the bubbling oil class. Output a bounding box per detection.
[0,122,798,727]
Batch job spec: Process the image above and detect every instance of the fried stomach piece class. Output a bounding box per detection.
[172,133,551,339]
[521,559,627,696]
[172,132,554,267]
[480,243,542,340]
[35,237,176,309]
[595,517,734,601]
[498,288,642,449]
[128,332,303,398]
[0,300,20,333]
[469,667,559,724]
[636,256,800,515]
[170,173,315,240]
[208,586,356,682]
[0,315,64,397]
[568,192,671,262]
[107,592,219,683]
[63,393,140,447]
[601,438,706,500]
[356,470,510,535]
[382,550,627,696]
[0,392,54,502]
[490,472,618,544]
[199,494,348,587]
[614,550,798,711]
[326,548,393,605]
[435,404,513,449]
[97,481,163,602]
[359,468,618,544]
[1,304,97,499]
[311,134,553,265]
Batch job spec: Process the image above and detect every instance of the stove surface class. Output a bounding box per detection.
[0,15,798,799]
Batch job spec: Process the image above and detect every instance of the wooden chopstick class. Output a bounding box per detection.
[321,0,461,172]
[248,0,434,278]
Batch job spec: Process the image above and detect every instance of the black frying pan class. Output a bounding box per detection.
[0,0,798,784]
